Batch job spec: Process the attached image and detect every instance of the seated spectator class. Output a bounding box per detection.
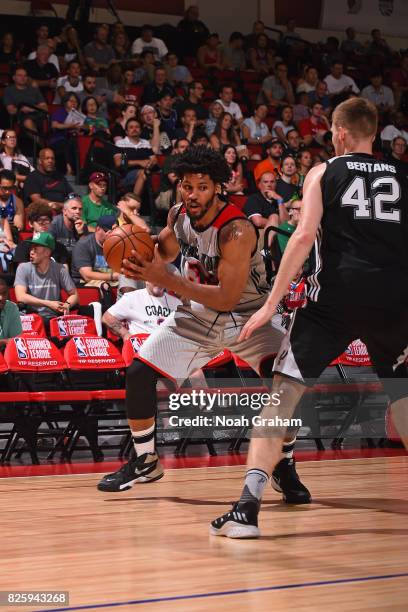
[387,136,408,165]
[258,62,295,108]
[55,60,83,104]
[50,196,88,253]
[308,80,331,115]
[30,23,49,52]
[0,169,24,232]
[298,102,330,146]
[281,18,303,49]
[253,138,284,183]
[242,104,272,146]
[84,24,115,74]
[140,104,171,154]
[4,66,48,138]
[324,62,359,98]
[55,25,84,69]
[272,105,295,142]
[209,112,241,152]
[390,54,408,112]
[177,5,209,56]
[77,73,109,119]
[141,66,176,105]
[243,171,280,229]
[82,172,116,231]
[164,53,193,86]
[116,193,150,233]
[297,150,313,184]
[154,138,189,211]
[156,93,178,140]
[131,25,168,62]
[0,132,33,190]
[191,130,210,147]
[285,129,303,157]
[0,32,21,64]
[205,101,224,137]
[341,27,364,57]
[82,96,110,135]
[111,103,138,143]
[245,21,273,52]
[223,146,244,194]
[114,118,156,191]
[13,201,69,268]
[296,66,319,94]
[223,32,246,72]
[122,68,142,105]
[0,209,15,273]
[112,30,131,61]
[23,148,71,211]
[316,131,335,162]
[247,33,276,76]
[103,276,182,339]
[361,71,395,115]
[215,84,243,124]
[71,215,119,286]
[276,197,302,253]
[176,81,208,125]
[0,278,22,347]
[173,107,199,142]
[14,232,78,324]
[49,93,82,175]
[293,92,310,125]
[380,111,408,147]
[321,36,345,74]
[276,155,300,204]
[133,50,156,84]
[197,33,223,70]
[25,44,59,98]
[28,36,60,71]
[366,28,391,61]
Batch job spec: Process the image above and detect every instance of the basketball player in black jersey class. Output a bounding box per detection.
[211,97,408,538]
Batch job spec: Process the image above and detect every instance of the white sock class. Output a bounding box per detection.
[281,437,296,460]
[132,424,155,457]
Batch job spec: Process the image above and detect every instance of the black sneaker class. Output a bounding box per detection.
[271,458,311,504]
[210,500,260,538]
[97,452,164,492]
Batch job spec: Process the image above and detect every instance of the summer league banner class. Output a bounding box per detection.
[321,0,408,37]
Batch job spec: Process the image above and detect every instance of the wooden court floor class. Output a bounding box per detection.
[1,456,407,612]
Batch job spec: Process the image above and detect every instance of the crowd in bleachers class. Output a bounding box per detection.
[1,6,408,345]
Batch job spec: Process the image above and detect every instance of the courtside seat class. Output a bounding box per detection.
[49,314,97,347]
[122,334,150,367]
[5,336,66,378]
[61,287,100,306]
[19,313,46,337]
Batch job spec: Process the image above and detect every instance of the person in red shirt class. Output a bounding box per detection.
[298,102,330,146]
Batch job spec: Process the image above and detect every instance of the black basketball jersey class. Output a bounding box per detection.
[308,152,408,307]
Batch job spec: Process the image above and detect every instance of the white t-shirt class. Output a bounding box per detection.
[324,73,360,95]
[214,99,243,121]
[115,137,152,150]
[131,37,168,60]
[107,288,181,335]
[54,75,83,103]
[271,120,295,138]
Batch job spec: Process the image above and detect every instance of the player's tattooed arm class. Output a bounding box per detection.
[156,204,181,262]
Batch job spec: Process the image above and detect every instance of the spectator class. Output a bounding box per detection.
[276,197,302,253]
[131,25,168,61]
[50,196,88,253]
[223,32,246,71]
[49,93,82,175]
[321,36,345,73]
[156,93,178,139]
[28,37,61,72]
[30,23,49,51]
[0,169,24,232]
[82,96,110,135]
[111,103,138,143]
[297,149,313,183]
[13,201,69,267]
[285,129,303,157]
[380,111,408,147]
[205,101,224,137]
[0,278,22,348]
[142,66,176,105]
[112,30,131,61]
[140,104,171,154]
[361,71,395,115]
[173,107,199,142]
[55,25,84,69]
[25,44,59,97]
[247,33,276,76]
[298,102,330,146]
[77,73,114,118]
[293,92,310,125]
[0,206,15,272]
[253,138,284,183]
[103,276,182,339]
[3,66,48,137]
[154,138,189,212]
[209,112,241,152]
[0,32,21,63]
[386,136,408,166]
[71,215,119,286]
[223,146,244,194]
[245,21,272,51]
[258,62,295,107]
[243,171,280,229]
[296,66,319,94]
[55,60,83,104]
[114,118,156,190]
[242,104,272,146]
[215,84,243,124]
[197,33,223,70]
[177,5,209,56]
[391,55,408,112]
[164,53,193,86]
[272,105,295,142]
[308,80,331,115]
[281,18,302,48]
[191,130,209,147]
[175,81,208,125]
[122,68,142,104]
[14,232,78,323]
[341,27,364,56]
[116,193,150,233]
[0,131,34,187]
[366,28,391,61]
[84,24,115,73]
[133,50,156,84]
[324,62,359,97]
[23,148,71,211]
[82,172,116,231]
[316,131,335,162]
[276,155,300,203]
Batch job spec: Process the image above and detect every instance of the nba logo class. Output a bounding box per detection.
[131,337,142,353]
[15,337,28,359]
[58,319,68,336]
[74,337,88,357]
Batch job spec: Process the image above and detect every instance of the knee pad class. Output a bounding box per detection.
[126,360,159,419]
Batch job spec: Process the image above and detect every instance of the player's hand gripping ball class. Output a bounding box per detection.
[103,225,154,274]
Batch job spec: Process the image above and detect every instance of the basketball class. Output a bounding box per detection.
[103,225,155,273]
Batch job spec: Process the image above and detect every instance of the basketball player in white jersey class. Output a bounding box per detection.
[97,147,310,502]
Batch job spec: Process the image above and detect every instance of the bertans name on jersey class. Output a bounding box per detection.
[168,415,302,428]
[346,161,396,173]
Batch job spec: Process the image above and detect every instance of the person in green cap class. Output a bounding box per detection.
[0,278,22,348]
[14,232,78,326]
[276,195,302,254]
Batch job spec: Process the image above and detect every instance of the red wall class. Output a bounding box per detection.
[275,0,322,29]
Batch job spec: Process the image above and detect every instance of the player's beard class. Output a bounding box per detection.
[186,195,216,227]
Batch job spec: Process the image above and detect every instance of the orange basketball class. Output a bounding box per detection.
[103,225,155,274]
